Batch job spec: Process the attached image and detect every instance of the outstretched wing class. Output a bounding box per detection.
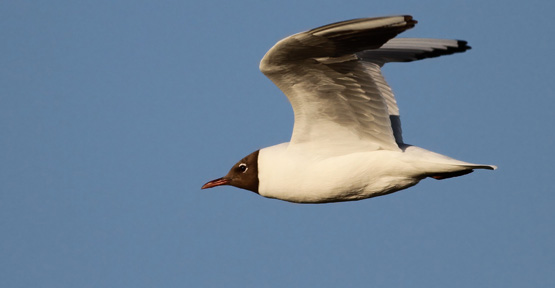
[259,16,470,154]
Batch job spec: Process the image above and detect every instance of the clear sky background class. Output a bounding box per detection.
[1,1,554,287]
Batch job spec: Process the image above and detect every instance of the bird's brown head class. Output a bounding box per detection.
[201,150,259,193]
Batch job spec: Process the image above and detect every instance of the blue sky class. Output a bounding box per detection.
[1,1,554,287]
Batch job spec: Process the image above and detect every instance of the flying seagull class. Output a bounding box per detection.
[202,15,496,203]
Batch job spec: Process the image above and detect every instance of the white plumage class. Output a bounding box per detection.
[202,15,496,203]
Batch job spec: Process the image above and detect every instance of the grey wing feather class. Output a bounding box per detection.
[359,38,471,66]
[259,16,470,153]
[359,62,404,145]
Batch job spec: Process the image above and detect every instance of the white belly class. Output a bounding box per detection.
[257,143,422,203]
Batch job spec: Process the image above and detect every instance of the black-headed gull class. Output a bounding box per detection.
[202,15,496,203]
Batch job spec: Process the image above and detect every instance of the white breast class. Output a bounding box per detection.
[257,143,421,203]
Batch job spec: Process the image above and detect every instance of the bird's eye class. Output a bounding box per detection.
[238,163,248,173]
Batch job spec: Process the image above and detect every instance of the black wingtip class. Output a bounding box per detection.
[409,39,471,61]
[404,15,418,27]
[456,40,471,51]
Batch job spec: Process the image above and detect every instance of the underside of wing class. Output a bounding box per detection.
[258,16,471,155]
[260,16,416,153]
[285,60,401,152]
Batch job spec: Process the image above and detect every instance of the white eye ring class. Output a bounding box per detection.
[239,163,248,173]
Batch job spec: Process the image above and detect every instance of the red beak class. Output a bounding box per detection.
[201,177,231,189]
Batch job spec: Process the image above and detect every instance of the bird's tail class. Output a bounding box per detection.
[402,145,496,180]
